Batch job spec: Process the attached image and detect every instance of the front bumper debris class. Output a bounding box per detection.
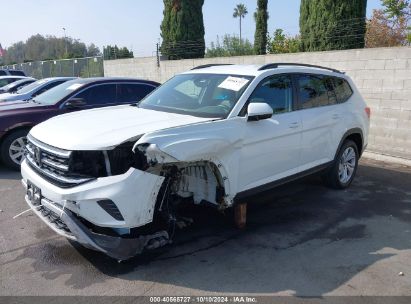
[23,180,168,260]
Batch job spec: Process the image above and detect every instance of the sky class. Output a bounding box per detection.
[0,0,384,57]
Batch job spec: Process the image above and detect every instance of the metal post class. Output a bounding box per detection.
[156,43,160,67]
[63,27,68,55]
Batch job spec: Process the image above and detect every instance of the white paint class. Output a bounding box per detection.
[30,106,213,150]
[12,208,32,219]
[21,160,165,228]
[23,64,369,255]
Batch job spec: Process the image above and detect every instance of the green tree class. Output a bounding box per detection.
[2,34,100,65]
[160,0,205,60]
[233,3,249,43]
[382,0,410,20]
[254,0,269,55]
[382,0,411,44]
[300,0,368,51]
[103,45,133,60]
[366,0,411,47]
[206,35,254,58]
[268,29,301,54]
[87,43,101,57]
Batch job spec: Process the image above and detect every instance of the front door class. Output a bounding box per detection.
[238,74,302,192]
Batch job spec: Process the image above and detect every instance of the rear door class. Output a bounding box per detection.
[296,74,341,168]
[116,83,156,104]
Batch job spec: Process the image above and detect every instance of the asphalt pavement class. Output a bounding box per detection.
[1,158,411,296]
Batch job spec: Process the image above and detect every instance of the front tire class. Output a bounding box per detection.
[323,140,359,189]
[0,129,29,171]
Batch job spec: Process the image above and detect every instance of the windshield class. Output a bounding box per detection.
[16,79,49,94]
[33,80,84,105]
[138,74,254,118]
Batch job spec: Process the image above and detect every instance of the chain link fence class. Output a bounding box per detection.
[0,56,104,79]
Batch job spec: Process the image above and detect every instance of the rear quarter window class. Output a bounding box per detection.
[333,77,353,103]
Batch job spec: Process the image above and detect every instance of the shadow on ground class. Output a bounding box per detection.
[0,164,21,180]
[6,160,411,295]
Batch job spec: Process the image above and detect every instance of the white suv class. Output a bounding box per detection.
[21,63,370,260]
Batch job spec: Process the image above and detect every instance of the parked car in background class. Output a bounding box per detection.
[0,76,28,88]
[0,78,36,94]
[20,64,369,260]
[0,77,160,169]
[0,69,27,76]
[0,77,75,102]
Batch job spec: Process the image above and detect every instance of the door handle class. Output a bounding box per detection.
[289,122,300,129]
[332,114,340,120]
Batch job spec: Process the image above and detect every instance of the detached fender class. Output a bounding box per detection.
[135,119,243,163]
[134,119,245,203]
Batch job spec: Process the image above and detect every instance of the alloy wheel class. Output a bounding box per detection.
[8,136,27,166]
[338,146,356,184]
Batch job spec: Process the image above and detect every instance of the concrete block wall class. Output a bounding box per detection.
[104,47,411,160]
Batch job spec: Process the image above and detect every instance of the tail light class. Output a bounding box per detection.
[365,107,371,119]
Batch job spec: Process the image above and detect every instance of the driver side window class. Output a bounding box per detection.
[248,74,293,114]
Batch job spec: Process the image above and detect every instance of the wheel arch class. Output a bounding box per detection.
[0,124,32,148]
[334,128,364,160]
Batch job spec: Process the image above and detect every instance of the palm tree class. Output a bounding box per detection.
[233,3,248,43]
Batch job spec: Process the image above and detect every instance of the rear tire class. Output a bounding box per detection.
[0,129,29,171]
[323,140,359,189]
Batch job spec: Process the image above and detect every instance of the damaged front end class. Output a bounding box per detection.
[23,183,170,260]
[22,134,230,260]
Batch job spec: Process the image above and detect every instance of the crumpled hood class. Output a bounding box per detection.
[30,105,214,150]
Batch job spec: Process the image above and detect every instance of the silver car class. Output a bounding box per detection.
[0,77,76,102]
[0,76,28,88]
[0,78,36,94]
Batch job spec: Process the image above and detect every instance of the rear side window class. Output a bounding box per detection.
[116,83,155,103]
[297,74,336,109]
[75,84,117,105]
[248,74,293,114]
[332,77,353,103]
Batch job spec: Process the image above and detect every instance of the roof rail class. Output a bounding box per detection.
[258,63,344,74]
[191,64,233,70]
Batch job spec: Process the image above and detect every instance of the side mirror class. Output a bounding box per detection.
[247,103,273,122]
[65,98,86,109]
